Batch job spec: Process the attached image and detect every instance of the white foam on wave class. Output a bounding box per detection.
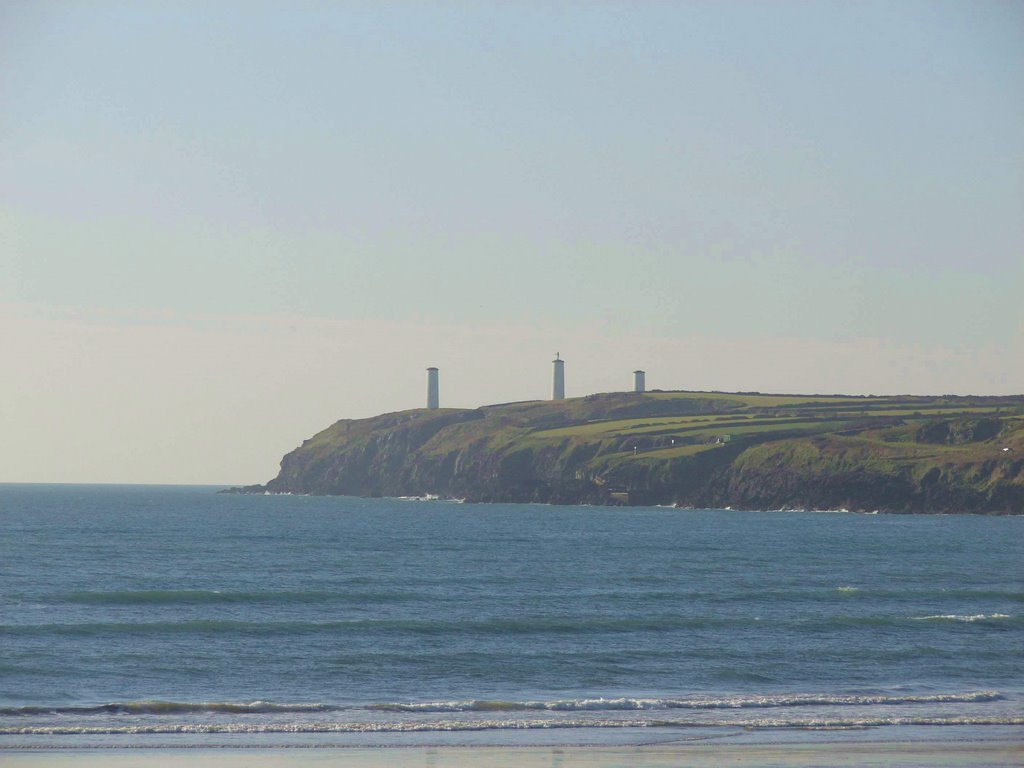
[912,614,1011,622]
[3,714,1022,736]
[368,691,1002,713]
[4,691,1002,719]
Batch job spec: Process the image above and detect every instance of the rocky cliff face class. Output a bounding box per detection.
[705,434,1024,513]
[233,393,1024,514]
[265,409,483,496]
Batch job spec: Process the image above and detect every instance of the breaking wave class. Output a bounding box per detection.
[3,715,1022,736]
[0,691,1001,718]
[368,691,1003,713]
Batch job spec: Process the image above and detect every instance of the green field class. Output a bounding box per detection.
[530,393,1014,458]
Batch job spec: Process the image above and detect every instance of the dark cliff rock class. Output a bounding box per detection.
[265,408,483,496]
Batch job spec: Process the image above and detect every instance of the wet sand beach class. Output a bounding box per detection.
[3,738,1023,768]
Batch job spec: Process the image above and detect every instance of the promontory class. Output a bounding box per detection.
[230,391,1024,514]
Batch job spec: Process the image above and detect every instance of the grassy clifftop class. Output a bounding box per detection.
[238,391,1024,513]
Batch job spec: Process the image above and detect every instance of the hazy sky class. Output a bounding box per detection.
[2,1,1022,484]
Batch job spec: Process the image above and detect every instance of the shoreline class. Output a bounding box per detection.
[220,488,1024,516]
[3,735,1022,768]
[3,724,1022,752]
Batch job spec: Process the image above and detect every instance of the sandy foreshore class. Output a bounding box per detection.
[4,738,1022,768]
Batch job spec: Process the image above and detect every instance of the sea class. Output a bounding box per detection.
[1,483,1021,751]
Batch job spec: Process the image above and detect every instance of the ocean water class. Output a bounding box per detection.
[0,484,1021,749]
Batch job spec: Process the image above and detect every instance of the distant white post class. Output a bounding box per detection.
[552,353,565,400]
[427,367,439,409]
[634,370,646,393]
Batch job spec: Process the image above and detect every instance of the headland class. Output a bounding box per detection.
[230,391,1024,514]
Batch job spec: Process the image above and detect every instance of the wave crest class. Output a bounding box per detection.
[370,691,1002,713]
[0,701,333,717]
[3,714,1022,736]
[2,691,1003,719]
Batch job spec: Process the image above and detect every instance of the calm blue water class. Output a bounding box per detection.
[1,484,1021,748]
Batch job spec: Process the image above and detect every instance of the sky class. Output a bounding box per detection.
[2,1,1022,484]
